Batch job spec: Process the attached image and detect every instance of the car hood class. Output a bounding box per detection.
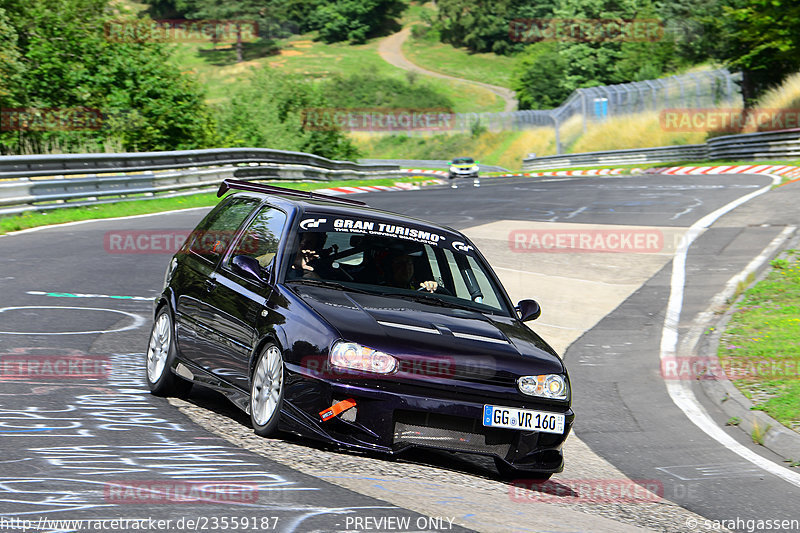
[289,283,564,376]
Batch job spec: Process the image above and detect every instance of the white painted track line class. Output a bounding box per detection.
[659,173,800,487]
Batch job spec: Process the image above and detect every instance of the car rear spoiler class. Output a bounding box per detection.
[217,179,368,206]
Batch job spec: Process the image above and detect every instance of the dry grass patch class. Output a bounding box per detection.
[570,112,707,153]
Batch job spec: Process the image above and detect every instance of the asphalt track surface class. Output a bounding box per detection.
[366,175,800,529]
[1,173,799,532]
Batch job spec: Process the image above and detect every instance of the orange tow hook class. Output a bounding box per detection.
[319,398,357,422]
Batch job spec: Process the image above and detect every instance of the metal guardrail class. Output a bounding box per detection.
[707,128,800,160]
[522,145,708,170]
[0,149,404,216]
[522,129,800,170]
[0,148,398,180]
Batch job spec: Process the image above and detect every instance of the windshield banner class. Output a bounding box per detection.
[299,216,463,249]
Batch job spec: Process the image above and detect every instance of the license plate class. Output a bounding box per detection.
[483,405,565,434]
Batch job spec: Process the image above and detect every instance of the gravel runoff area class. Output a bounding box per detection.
[169,397,724,533]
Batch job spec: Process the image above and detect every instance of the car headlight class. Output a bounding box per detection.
[517,374,569,400]
[329,341,398,374]
[471,165,478,171]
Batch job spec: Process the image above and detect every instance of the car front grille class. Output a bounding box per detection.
[393,411,514,457]
[449,366,518,387]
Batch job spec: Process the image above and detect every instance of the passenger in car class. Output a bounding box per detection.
[290,232,328,279]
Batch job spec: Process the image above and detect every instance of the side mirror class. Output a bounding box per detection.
[231,255,263,282]
[516,299,541,322]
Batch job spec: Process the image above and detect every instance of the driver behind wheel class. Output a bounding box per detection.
[385,248,439,292]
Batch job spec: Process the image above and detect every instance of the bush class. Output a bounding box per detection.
[320,72,455,110]
[308,0,406,44]
[513,43,571,110]
[215,68,359,161]
[0,0,218,154]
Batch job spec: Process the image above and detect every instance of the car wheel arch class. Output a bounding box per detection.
[155,289,178,320]
[248,329,286,383]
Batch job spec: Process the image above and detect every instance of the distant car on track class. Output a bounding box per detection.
[146,179,573,478]
[448,157,480,180]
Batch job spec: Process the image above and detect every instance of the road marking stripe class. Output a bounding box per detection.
[26,290,154,301]
[659,172,800,487]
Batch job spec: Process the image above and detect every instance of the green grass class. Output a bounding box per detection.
[353,130,539,170]
[403,28,517,89]
[170,30,504,113]
[718,249,800,433]
[401,1,437,25]
[0,177,434,235]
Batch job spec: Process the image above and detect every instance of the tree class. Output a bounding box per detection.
[216,68,359,161]
[0,0,216,153]
[145,0,198,19]
[308,0,406,44]
[0,7,22,107]
[187,0,266,62]
[320,71,454,109]
[707,0,800,104]
[435,0,559,55]
[513,42,570,109]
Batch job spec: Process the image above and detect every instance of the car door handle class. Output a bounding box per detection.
[204,279,217,292]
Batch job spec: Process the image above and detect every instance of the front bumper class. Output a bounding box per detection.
[282,371,573,473]
[449,167,479,179]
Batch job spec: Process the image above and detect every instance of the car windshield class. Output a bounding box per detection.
[452,158,474,164]
[284,219,511,316]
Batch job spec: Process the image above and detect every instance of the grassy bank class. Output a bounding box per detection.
[402,29,516,89]
[352,128,560,170]
[718,249,800,434]
[171,33,505,113]
[0,177,432,235]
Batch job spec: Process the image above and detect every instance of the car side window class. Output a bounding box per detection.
[228,206,287,272]
[188,197,259,263]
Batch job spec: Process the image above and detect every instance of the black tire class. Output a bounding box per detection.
[494,458,553,481]
[250,344,284,437]
[145,307,192,398]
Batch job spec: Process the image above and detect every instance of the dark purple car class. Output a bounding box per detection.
[146,180,573,479]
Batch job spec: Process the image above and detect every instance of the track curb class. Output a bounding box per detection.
[692,220,800,463]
